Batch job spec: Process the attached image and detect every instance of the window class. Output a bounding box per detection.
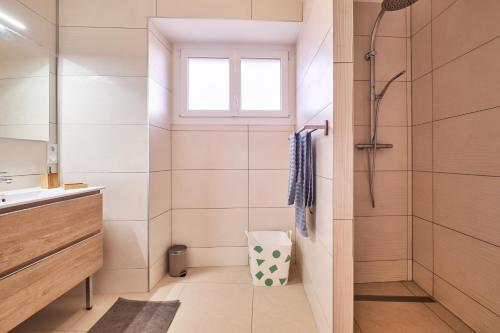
[180,48,289,117]
[240,58,281,111]
[188,57,230,111]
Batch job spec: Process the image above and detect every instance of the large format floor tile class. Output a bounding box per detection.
[10,266,317,333]
[355,281,475,333]
[252,284,318,333]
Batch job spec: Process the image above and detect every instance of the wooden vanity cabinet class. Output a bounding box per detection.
[0,193,103,332]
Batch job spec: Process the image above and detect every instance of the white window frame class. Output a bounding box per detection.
[179,47,289,118]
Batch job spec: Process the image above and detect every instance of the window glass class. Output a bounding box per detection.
[188,57,230,111]
[240,58,281,111]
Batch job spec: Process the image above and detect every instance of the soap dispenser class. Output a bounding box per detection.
[41,166,60,189]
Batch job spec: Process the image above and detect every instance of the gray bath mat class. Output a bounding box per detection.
[88,298,180,333]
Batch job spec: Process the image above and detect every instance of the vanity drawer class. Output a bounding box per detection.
[0,194,102,276]
[0,232,103,333]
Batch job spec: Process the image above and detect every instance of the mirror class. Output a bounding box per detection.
[0,1,56,142]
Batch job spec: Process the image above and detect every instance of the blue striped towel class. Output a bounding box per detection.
[289,132,314,237]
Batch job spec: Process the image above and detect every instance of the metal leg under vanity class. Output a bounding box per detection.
[85,276,93,310]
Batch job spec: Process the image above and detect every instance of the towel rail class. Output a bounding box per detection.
[296,120,329,136]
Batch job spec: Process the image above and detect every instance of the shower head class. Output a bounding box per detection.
[381,0,418,11]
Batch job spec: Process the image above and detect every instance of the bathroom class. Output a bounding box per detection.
[0,0,498,332]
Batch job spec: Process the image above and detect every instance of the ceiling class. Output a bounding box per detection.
[151,18,301,44]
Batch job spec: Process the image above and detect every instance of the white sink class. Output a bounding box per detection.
[0,186,104,210]
[0,189,44,203]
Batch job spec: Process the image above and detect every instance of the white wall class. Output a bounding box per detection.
[170,125,294,267]
[295,0,334,332]
[57,0,303,294]
[58,0,153,293]
[148,24,173,289]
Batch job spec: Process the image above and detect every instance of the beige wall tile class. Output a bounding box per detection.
[148,79,171,130]
[354,260,407,283]
[296,29,333,127]
[332,63,354,220]
[149,171,171,218]
[94,268,148,293]
[249,170,289,207]
[149,253,168,289]
[432,0,500,68]
[355,282,413,296]
[172,131,248,170]
[354,2,406,37]
[296,0,332,85]
[63,172,148,221]
[413,260,433,295]
[411,24,432,79]
[248,125,294,132]
[413,171,432,221]
[354,81,407,127]
[60,0,155,28]
[431,0,457,19]
[434,173,500,246]
[249,131,289,170]
[433,108,500,176]
[354,126,408,171]
[18,0,57,24]
[354,36,407,81]
[172,208,247,247]
[59,27,147,76]
[249,207,294,234]
[433,38,500,120]
[354,216,407,261]
[314,176,333,254]
[410,0,431,35]
[171,124,247,132]
[60,124,148,173]
[412,73,432,125]
[332,218,354,333]
[148,31,171,90]
[354,171,408,216]
[149,211,172,265]
[186,247,248,267]
[312,125,333,179]
[434,225,500,315]
[434,276,500,333]
[298,230,333,331]
[149,127,171,172]
[60,76,147,124]
[172,170,248,209]
[157,0,251,19]
[413,217,433,270]
[412,123,432,172]
[251,0,302,21]
[333,0,354,64]
[103,220,148,269]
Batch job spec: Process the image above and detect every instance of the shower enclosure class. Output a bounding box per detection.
[356,0,418,207]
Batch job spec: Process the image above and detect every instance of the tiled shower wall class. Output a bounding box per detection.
[411,0,500,331]
[295,0,334,331]
[353,2,413,283]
